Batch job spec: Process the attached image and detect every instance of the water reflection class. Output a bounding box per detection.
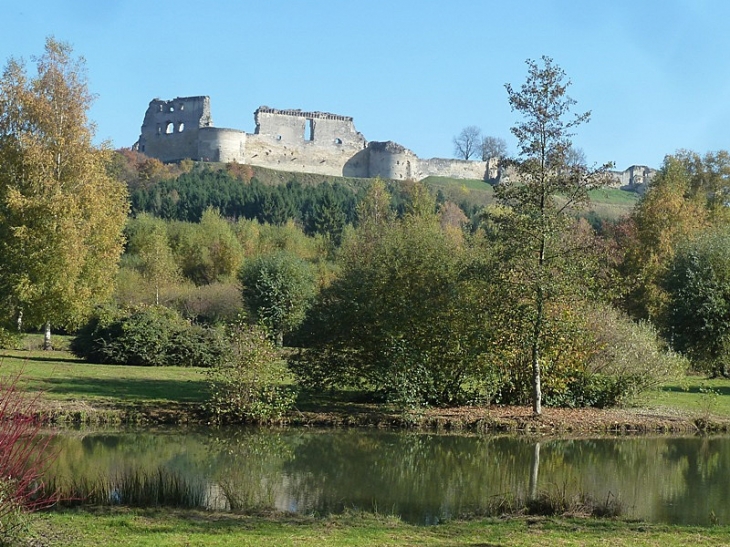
[46,428,730,524]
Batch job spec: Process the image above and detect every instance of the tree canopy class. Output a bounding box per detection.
[0,38,128,345]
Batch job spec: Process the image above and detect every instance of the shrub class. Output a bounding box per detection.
[579,302,687,405]
[206,319,296,423]
[71,305,228,367]
[491,302,687,408]
[167,281,243,325]
[0,372,58,545]
[0,328,21,350]
[536,302,687,408]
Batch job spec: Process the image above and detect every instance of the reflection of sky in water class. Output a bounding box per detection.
[46,429,730,525]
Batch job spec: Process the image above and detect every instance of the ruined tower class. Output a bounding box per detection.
[136,96,212,162]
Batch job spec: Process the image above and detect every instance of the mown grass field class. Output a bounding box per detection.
[33,508,730,547]
[0,338,206,406]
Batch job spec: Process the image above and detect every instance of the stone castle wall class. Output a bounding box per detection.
[136,96,651,188]
[136,96,493,181]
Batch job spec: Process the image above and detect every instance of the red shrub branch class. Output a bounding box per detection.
[0,369,58,520]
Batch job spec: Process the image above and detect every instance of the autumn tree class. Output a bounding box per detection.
[619,155,711,320]
[453,126,482,160]
[0,38,128,348]
[169,208,244,285]
[125,213,180,305]
[493,56,611,415]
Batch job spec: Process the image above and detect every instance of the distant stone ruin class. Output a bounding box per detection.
[134,95,652,189]
[135,96,497,181]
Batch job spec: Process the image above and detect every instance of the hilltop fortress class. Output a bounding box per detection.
[135,95,653,190]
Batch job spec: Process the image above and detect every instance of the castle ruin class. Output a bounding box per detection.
[135,95,652,190]
[136,96,496,181]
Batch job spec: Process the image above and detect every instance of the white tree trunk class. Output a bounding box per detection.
[43,321,52,350]
[529,442,540,500]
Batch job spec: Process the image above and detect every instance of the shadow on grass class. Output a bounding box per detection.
[295,387,379,414]
[39,376,208,402]
[0,353,85,365]
[662,385,730,396]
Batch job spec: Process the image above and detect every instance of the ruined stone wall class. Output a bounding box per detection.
[137,97,658,190]
[245,108,369,178]
[609,165,655,193]
[140,96,604,184]
[137,96,212,162]
[416,157,490,181]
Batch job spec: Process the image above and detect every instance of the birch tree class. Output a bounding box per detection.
[0,38,128,348]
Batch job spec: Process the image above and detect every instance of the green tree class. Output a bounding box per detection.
[494,56,611,415]
[303,183,347,250]
[206,318,296,423]
[355,177,393,231]
[663,229,730,377]
[125,214,180,305]
[170,208,244,285]
[293,212,496,407]
[0,38,129,348]
[240,251,316,346]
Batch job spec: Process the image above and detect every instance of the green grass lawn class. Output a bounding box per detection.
[588,187,641,205]
[0,336,207,406]
[644,376,730,418]
[33,508,730,547]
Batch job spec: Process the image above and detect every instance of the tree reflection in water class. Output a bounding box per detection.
[46,429,730,525]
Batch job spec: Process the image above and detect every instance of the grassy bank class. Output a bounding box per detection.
[2,336,730,431]
[32,508,730,546]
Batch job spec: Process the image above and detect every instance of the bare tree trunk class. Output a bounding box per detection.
[43,321,52,350]
[276,330,284,348]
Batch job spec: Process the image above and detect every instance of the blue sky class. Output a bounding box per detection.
[2,0,728,170]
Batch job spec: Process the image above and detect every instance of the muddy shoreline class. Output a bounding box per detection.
[35,399,730,434]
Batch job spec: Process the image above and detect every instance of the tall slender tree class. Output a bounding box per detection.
[0,38,128,348]
[495,56,611,414]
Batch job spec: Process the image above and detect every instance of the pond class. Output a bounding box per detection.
[47,428,730,525]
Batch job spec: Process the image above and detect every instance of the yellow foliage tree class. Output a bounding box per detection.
[621,155,710,320]
[0,38,129,348]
